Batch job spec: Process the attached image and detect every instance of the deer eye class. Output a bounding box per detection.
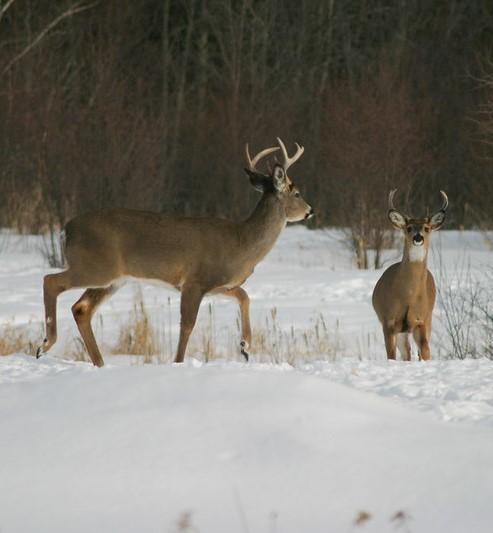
[294,191,300,198]
[406,226,412,233]
[424,227,430,233]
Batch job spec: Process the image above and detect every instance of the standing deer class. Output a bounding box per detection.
[37,138,313,366]
[372,189,448,361]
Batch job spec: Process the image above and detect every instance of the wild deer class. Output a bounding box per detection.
[37,138,313,366]
[372,189,448,361]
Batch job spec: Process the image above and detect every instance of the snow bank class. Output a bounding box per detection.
[1,354,492,533]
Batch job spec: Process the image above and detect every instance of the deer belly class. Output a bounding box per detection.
[221,268,252,289]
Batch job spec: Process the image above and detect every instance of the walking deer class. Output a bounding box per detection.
[372,189,448,360]
[37,138,313,366]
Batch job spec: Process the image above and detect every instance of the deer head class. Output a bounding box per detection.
[244,137,314,222]
[387,189,448,261]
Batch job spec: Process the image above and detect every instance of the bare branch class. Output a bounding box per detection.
[0,0,16,24]
[1,1,99,77]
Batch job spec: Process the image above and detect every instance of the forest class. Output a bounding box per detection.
[1,0,493,267]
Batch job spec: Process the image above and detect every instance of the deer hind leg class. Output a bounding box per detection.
[396,333,412,361]
[37,271,73,358]
[174,284,205,364]
[72,285,119,367]
[413,325,431,361]
[217,287,251,361]
[383,325,397,360]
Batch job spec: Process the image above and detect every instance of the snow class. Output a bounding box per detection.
[1,227,493,532]
[2,355,493,533]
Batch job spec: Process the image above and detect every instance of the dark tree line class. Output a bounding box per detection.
[1,0,493,265]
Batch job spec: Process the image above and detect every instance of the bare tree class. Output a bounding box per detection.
[321,60,431,269]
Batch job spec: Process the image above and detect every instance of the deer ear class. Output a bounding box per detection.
[388,210,407,229]
[429,210,446,231]
[244,168,274,193]
[272,164,289,192]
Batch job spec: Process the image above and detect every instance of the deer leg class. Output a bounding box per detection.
[396,333,412,361]
[37,271,72,358]
[72,285,118,367]
[383,325,397,360]
[413,325,431,361]
[217,286,252,361]
[174,284,205,364]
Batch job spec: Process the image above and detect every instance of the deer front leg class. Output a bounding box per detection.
[217,287,252,361]
[37,271,70,358]
[175,284,205,363]
[383,325,397,360]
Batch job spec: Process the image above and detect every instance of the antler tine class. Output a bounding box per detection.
[245,143,253,169]
[292,142,305,165]
[277,137,289,167]
[245,143,279,170]
[439,190,449,212]
[388,189,398,210]
[276,137,305,171]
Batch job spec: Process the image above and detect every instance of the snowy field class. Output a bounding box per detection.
[1,227,493,532]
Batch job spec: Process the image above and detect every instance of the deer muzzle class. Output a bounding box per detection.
[305,207,315,220]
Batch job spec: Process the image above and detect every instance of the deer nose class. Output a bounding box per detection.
[305,207,314,219]
[413,234,424,245]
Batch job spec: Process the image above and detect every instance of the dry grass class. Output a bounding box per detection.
[75,295,342,364]
[0,320,42,356]
[107,293,343,364]
[252,308,342,364]
[174,511,197,533]
[353,509,412,531]
[111,288,163,363]
[109,289,178,364]
[0,292,343,364]
[63,336,92,363]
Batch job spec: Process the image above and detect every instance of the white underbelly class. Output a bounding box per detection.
[117,275,182,292]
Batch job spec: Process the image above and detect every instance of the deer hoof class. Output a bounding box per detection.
[36,338,49,359]
[240,341,249,362]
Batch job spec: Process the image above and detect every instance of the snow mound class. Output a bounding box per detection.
[1,354,492,533]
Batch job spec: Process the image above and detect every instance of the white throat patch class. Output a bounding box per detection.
[409,244,426,262]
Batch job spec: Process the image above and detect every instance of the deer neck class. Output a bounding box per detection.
[240,193,286,262]
[402,241,429,265]
[399,242,429,287]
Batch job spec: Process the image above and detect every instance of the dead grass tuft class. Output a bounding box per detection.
[354,510,372,526]
[0,321,42,356]
[175,511,198,533]
[252,308,342,364]
[352,509,412,531]
[111,288,159,362]
[64,336,91,363]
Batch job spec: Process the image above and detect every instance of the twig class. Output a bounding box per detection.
[0,0,16,24]
[1,1,99,77]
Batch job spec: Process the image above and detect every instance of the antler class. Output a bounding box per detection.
[276,137,304,172]
[388,189,398,211]
[245,144,279,171]
[390,188,449,216]
[438,190,449,212]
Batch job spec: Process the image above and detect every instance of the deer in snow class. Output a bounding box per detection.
[37,138,313,366]
[372,189,448,361]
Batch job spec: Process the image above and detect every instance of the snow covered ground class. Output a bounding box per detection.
[1,227,493,532]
